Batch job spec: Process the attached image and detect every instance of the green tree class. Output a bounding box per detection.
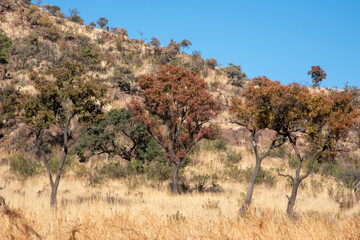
[149,37,161,48]
[75,108,163,164]
[97,17,109,29]
[19,61,106,207]
[42,4,63,17]
[89,22,96,28]
[68,8,84,24]
[0,32,12,80]
[224,63,247,87]
[129,65,222,194]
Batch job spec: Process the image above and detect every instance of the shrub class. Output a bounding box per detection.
[145,160,172,182]
[167,211,185,223]
[223,63,247,87]
[97,38,105,45]
[0,32,12,65]
[100,162,127,179]
[79,45,99,64]
[269,145,288,158]
[48,154,75,174]
[37,15,53,27]
[97,17,108,29]
[223,163,242,181]
[226,149,242,164]
[42,4,63,17]
[192,174,210,193]
[43,25,59,42]
[10,154,41,179]
[242,167,277,187]
[77,35,91,47]
[68,8,84,24]
[202,136,228,152]
[330,165,360,189]
[288,155,298,168]
[202,199,220,209]
[115,39,123,51]
[112,66,138,94]
[206,58,218,69]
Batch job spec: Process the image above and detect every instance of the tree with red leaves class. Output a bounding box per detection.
[308,65,327,87]
[129,65,222,194]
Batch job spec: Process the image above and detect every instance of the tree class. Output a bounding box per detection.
[68,8,84,24]
[0,32,12,65]
[89,22,96,28]
[129,65,222,194]
[149,37,161,48]
[75,108,163,163]
[19,61,106,207]
[97,17,108,29]
[206,58,218,69]
[277,88,359,215]
[224,63,247,87]
[0,32,12,80]
[229,77,289,212]
[42,4,63,17]
[308,65,327,87]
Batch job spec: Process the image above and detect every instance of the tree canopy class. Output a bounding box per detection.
[129,65,222,194]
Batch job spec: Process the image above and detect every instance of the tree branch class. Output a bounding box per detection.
[277,168,294,183]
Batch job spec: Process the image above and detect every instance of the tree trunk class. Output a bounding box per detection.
[240,131,261,213]
[171,162,179,195]
[50,181,59,207]
[241,158,261,212]
[286,179,301,216]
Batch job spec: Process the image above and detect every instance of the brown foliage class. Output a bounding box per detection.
[308,65,327,87]
[129,65,221,193]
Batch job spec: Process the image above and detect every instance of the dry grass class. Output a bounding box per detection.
[1,148,360,240]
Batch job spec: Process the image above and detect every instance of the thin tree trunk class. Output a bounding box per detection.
[240,131,284,213]
[284,135,326,216]
[286,179,301,215]
[241,157,261,212]
[50,181,59,206]
[171,161,179,195]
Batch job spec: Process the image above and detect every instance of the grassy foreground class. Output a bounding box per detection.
[1,174,360,240]
[1,147,360,239]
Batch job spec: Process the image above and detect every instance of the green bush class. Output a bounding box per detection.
[48,154,75,174]
[100,162,127,179]
[97,38,105,45]
[112,67,138,94]
[192,174,210,193]
[145,160,172,182]
[223,63,247,87]
[242,167,277,187]
[202,137,228,152]
[10,154,41,179]
[269,145,288,158]
[326,164,360,189]
[0,32,12,65]
[226,149,242,164]
[223,163,242,181]
[288,155,298,168]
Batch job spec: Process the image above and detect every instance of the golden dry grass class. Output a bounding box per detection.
[1,146,360,239]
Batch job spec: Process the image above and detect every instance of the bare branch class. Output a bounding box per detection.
[277,168,294,183]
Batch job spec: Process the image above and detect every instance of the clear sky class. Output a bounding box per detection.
[32,0,360,88]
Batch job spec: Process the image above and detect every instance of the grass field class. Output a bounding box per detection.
[1,147,360,239]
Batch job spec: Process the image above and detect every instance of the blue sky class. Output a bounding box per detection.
[33,0,360,88]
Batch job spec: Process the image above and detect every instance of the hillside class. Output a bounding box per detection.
[0,1,360,239]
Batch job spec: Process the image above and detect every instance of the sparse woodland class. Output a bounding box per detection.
[0,0,360,239]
